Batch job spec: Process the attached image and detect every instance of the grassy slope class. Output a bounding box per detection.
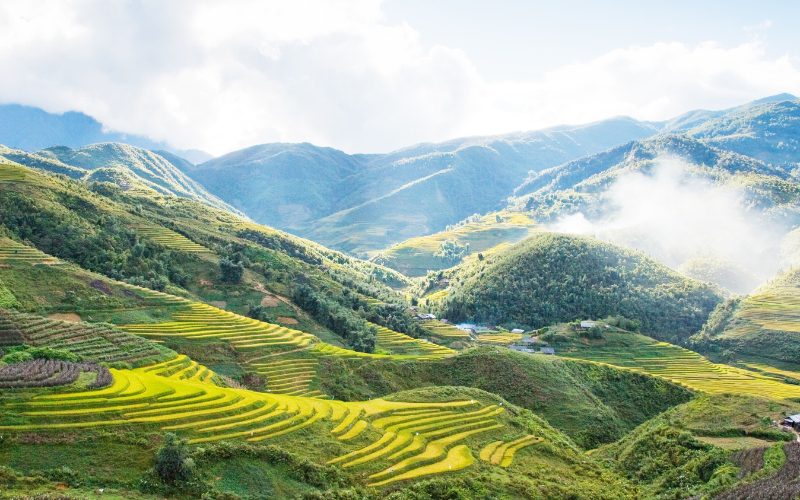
[0,374,637,498]
[372,211,539,277]
[596,393,796,499]
[691,268,800,367]
[543,322,800,401]
[316,347,693,449]
[0,161,409,342]
[433,232,723,341]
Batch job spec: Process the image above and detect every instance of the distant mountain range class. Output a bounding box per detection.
[187,117,659,254]
[0,104,211,164]
[0,142,236,213]
[1,94,798,256]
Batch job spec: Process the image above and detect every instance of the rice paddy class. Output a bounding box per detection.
[375,326,455,358]
[420,320,471,341]
[0,365,515,487]
[0,238,61,265]
[0,163,29,183]
[476,332,522,345]
[556,334,800,400]
[0,309,171,366]
[479,435,543,467]
[128,223,211,254]
[119,301,317,352]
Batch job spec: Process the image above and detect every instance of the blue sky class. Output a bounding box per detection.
[1,0,798,155]
[386,0,799,78]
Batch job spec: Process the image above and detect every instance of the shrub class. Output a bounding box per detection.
[1,350,32,364]
[155,433,194,485]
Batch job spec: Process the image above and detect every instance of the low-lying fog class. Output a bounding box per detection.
[551,156,794,294]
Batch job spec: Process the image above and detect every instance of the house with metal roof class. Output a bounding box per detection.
[782,414,800,428]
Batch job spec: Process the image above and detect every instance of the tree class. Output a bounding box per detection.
[219,257,244,283]
[154,433,192,484]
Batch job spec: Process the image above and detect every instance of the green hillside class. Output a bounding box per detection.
[0,161,415,353]
[316,347,692,449]
[0,142,236,213]
[691,267,800,367]
[596,393,797,498]
[433,232,723,341]
[373,211,539,276]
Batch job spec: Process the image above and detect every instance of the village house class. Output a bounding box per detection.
[539,347,555,355]
[782,414,800,429]
[509,345,536,354]
[511,328,524,334]
[579,320,597,329]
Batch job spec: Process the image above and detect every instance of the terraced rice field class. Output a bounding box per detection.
[375,326,455,358]
[420,320,471,341]
[480,435,543,467]
[729,286,800,334]
[557,336,800,400]
[0,367,514,486]
[128,223,211,254]
[476,333,522,345]
[0,309,170,366]
[0,238,61,265]
[137,355,217,384]
[120,301,316,352]
[249,357,326,398]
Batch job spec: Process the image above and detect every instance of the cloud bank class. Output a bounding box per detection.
[2,1,800,155]
[552,157,789,293]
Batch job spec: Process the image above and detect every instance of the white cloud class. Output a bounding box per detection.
[1,1,799,155]
[551,156,789,293]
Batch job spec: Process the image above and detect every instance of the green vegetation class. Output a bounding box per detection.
[546,322,800,400]
[596,394,796,498]
[374,211,539,276]
[435,233,722,340]
[691,268,800,366]
[317,347,693,449]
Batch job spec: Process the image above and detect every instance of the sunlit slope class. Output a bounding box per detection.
[0,366,558,489]
[692,268,800,366]
[554,329,800,400]
[373,212,539,276]
[0,236,451,399]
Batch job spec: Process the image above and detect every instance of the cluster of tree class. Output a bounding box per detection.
[0,191,194,292]
[439,233,722,340]
[292,284,377,352]
[219,245,247,284]
[434,239,470,265]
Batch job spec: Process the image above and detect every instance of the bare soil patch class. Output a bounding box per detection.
[260,294,280,307]
[90,279,113,295]
[48,312,82,323]
[277,316,299,325]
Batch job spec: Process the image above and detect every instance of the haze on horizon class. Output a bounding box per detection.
[2,0,800,156]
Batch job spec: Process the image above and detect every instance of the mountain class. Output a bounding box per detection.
[0,103,211,163]
[0,142,237,214]
[431,232,723,341]
[686,97,800,167]
[189,117,660,253]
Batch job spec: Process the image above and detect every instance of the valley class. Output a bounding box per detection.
[2,93,800,499]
